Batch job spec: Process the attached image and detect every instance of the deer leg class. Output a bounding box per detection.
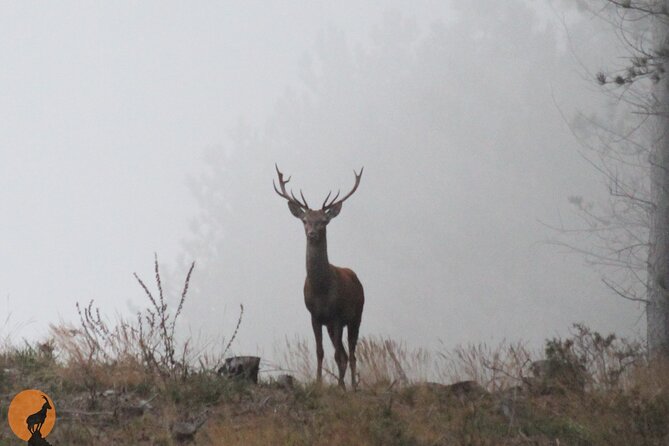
[328,324,348,388]
[347,323,360,391]
[312,317,324,384]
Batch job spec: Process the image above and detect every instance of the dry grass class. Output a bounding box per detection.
[436,340,534,392]
[0,257,666,445]
[276,335,433,388]
[2,324,669,445]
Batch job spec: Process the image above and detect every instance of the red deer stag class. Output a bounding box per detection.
[274,165,365,389]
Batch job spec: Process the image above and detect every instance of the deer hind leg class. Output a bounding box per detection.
[327,324,348,388]
[312,318,324,384]
[347,322,360,391]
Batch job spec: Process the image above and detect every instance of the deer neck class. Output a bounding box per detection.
[306,234,331,291]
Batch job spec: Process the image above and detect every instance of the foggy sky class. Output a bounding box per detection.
[0,2,643,364]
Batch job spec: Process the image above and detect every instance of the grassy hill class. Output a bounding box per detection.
[1,322,667,445]
[1,263,665,445]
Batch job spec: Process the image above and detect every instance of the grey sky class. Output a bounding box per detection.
[0,2,642,364]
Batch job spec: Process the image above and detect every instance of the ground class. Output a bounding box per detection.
[1,331,668,446]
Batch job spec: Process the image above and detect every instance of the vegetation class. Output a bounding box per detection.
[2,318,668,444]
[568,0,669,356]
[1,258,665,444]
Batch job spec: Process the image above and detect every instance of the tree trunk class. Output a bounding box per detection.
[647,0,669,357]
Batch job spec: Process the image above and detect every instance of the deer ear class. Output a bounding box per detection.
[325,202,342,220]
[288,202,305,219]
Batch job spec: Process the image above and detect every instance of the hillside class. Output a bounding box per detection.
[1,323,667,445]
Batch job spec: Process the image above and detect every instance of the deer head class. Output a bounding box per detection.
[273,164,363,242]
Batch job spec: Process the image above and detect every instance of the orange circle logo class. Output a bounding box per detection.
[8,390,56,441]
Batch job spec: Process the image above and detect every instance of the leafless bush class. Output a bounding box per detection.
[133,254,194,378]
[276,324,643,395]
[435,324,644,394]
[544,322,644,391]
[437,340,534,392]
[53,255,243,386]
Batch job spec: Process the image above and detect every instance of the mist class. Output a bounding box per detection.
[0,2,641,363]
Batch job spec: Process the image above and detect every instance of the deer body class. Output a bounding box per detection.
[304,245,362,325]
[305,268,362,324]
[274,165,364,389]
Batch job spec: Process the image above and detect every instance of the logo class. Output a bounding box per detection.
[8,390,56,445]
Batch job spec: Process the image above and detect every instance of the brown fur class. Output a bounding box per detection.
[302,232,365,390]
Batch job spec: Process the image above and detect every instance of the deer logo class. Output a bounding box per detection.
[26,395,52,435]
[8,390,56,445]
[274,165,365,389]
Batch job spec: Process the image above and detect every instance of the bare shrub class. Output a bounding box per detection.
[133,254,195,377]
[434,324,644,394]
[437,340,534,392]
[51,255,243,403]
[50,316,148,406]
[275,324,644,397]
[544,323,644,391]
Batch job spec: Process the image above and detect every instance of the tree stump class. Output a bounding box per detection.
[218,356,261,384]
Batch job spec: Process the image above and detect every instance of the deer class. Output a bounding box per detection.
[26,395,52,435]
[273,164,365,390]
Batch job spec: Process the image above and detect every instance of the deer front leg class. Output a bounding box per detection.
[312,317,324,384]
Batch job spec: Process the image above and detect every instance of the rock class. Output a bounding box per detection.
[171,411,208,444]
[172,421,199,442]
[444,380,487,399]
[218,356,261,384]
[137,399,153,411]
[28,431,53,446]
[118,399,153,417]
[118,405,144,417]
[528,359,586,394]
[530,360,551,379]
[275,374,295,389]
[496,385,526,424]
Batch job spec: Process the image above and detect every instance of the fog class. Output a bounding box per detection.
[0,2,642,361]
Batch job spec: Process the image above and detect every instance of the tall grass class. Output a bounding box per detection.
[2,309,668,445]
[1,257,664,445]
[276,335,433,388]
[437,340,534,392]
[277,334,533,390]
[276,323,646,395]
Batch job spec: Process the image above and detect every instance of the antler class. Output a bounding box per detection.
[322,167,364,210]
[273,164,310,209]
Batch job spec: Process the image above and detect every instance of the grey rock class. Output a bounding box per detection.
[218,356,261,384]
[276,374,295,389]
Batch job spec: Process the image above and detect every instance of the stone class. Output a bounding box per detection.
[218,356,261,384]
[275,374,295,389]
